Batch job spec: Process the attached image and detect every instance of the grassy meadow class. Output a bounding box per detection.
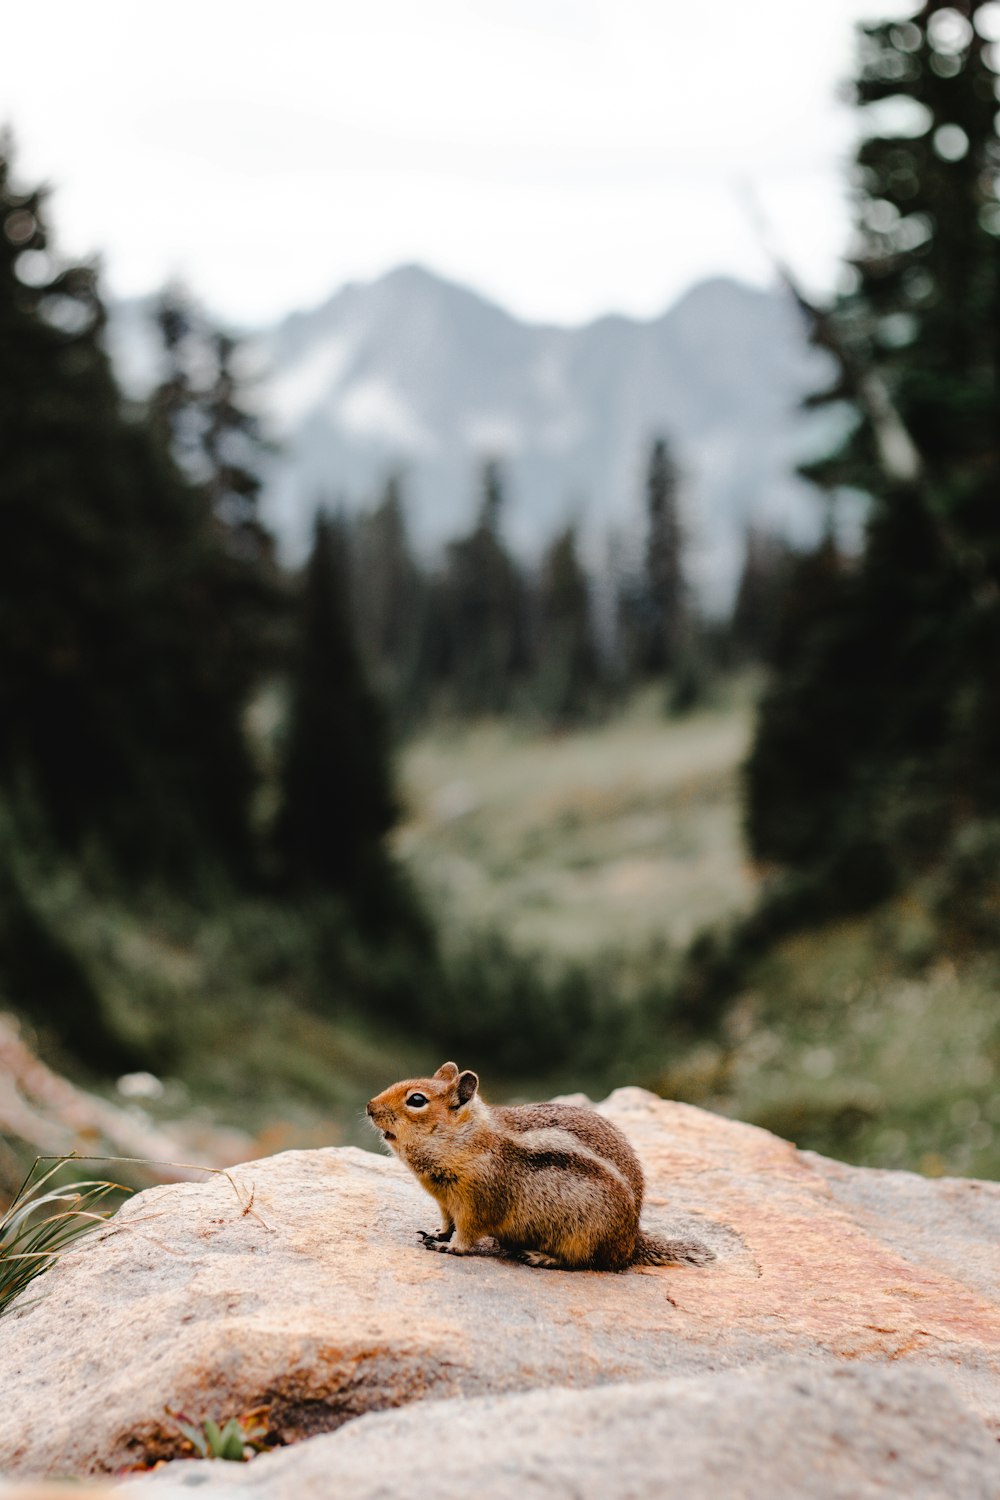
[394,690,1000,1181]
[394,686,757,956]
[5,683,998,1188]
[657,908,1000,1182]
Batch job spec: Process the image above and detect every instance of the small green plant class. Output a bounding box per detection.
[0,1156,125,1316]
[167,1409,269,1462]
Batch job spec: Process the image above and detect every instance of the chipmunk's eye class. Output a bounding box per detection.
[405,1092,428,1109]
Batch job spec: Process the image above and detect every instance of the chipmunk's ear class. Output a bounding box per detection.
[434,1062,460,1082]
[456,1070,479,1104]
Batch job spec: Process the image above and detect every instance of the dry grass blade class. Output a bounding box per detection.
[0,1148,276,1319]
[0,1157,128,1315]
[61,1153,277,1232]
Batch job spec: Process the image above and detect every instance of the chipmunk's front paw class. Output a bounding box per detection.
[418,1228,454,1246]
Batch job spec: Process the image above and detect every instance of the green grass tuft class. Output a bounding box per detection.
[0,1156,126,1315]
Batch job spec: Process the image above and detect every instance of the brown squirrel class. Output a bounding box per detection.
[366,1062,715,1272]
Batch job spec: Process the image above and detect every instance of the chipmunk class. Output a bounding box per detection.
[366,1062,714,1272]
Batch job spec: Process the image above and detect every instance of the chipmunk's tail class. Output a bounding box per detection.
[633,1229,715,1267]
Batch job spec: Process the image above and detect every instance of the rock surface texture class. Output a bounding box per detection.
[115,1365,1000,1500]
[2,1089,1000,1493]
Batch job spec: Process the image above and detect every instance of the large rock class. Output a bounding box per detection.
[115,1365,1000,1500]
[2,1090,1000,1480]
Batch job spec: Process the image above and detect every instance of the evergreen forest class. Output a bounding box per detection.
[2,0,1000,1191]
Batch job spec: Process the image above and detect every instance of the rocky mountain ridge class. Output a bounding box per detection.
[109,266,837,610]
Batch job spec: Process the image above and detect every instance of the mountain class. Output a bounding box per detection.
[108,265,835,611]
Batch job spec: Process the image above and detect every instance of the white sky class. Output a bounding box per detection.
[3,0,917,328]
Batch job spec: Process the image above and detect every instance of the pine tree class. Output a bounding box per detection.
[148,286,286,863]
[151,286,275,563]
[803,2,999,507]
[441,459,529,714]
[274,512,399,903]
[641,437,685,676]
[728,528,793,663]
[350,474,427,718]
[0,137,266,876]
[746,1,1000,900]
[0,139,121,848]
[534,526,601,724]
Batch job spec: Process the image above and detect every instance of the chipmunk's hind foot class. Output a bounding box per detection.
[519,1248,565,1269]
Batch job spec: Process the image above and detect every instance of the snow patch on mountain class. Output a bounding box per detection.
[268,335,355,431]
[338,378,436,452]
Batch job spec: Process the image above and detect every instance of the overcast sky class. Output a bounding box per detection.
[4,0,916,329]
